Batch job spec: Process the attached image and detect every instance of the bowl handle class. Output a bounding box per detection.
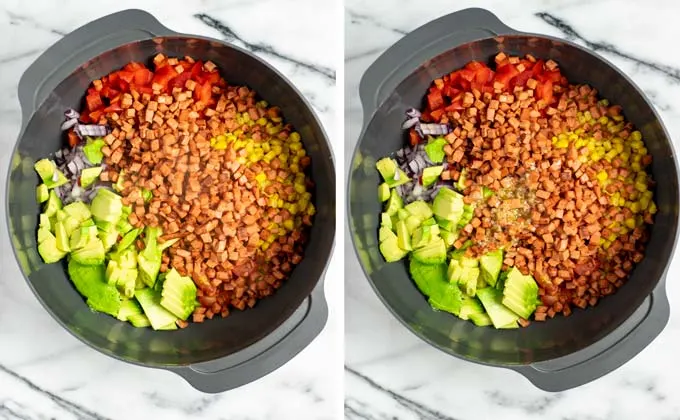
[17,9,176,129]
[358,7,520,123]
[171,280,328,393]
[512,278,669,392]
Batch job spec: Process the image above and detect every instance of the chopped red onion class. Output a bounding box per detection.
[74,124,109,139]
[419,123,451,136]
[64,109,80,119]
[401,117,420,129]
[406,108,421,118]
[61,118,78,131]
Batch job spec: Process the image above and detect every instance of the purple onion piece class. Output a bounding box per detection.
[415,125,424,138]
[405,108,422,118]
[401,117,420,130]
[419,123,451,136]
[64,109,80,120]
[61,118,78,131]
[52,171,59,182]
[74,124,109,139]
[393,169,400,181]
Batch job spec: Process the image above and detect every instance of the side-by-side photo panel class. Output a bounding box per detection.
[346,1,679,418]
[2,0,340,418]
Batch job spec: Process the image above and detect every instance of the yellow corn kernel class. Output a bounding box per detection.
[289,132,301,142]
[297,149,306,158]
[605,149,618,161]
[556,138,569,148]
[283,219,294,231]
[255,173,267,184]
[624,218,636,229]
[596,171,608,182]
[612,115,624,122]
[608,233,617,242]
[261,242,270,251]
[619,152,630,162]
[598,116,609,125]
[649,202,657,214]
[290,142,302,151]
[630,131,642,141]
[307,204,316,216]
[630,202,641,213]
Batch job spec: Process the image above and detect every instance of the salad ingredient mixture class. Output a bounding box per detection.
[35,55,315,329]
[377,53,655,327]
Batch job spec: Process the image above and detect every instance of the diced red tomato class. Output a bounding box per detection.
[190,61,205,81]
[537,80,554,103]
[442,85,460,98]
[474,67,494,84]
[130,84,153,95]
[427,90,444,110]
[133,68,153,86]
[117,70,135,84]
[194,82,213,104]
[543,70,562,84]
[460,68,476,82]
[124,62,145,72]
[430,108,446,120]
[203,71,221,84]
[86,93,103,111]
[444,100,464,112]
[511,70,533,87]
[465,61,486,71]
[409,129,421,146]
[103,104,123,113]
[152,65,179,91]
[89,110,103,122]
[494,64,520,86]
[67,130,79,147]
[168,72,191,90]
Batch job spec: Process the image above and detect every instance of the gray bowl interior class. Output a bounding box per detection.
[7,37,335,366]
[349,35,678,365]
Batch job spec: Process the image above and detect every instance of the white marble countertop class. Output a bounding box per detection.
[345,0,680,419]
[0,1,340,419]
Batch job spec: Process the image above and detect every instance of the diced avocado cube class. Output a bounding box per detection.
[436,216,457,232]
[412,225,433,249]
[458,204,475,228]
[462,266,480,296]
[36,184,49,203]
[477,287,520,329]
[34,159,69,189]
[458,296,485,320]
[422,165,444,187]
[432,188,465,223]
[395,220,411,251]
[422,217,437,226]
[405,200,433,220]
[90,189,123,223]
[71,238,106,265]
[447,259,462,283]
[384,189,403,216]
[141,188,153,203]
[117,299,143,322]
[106,260,122,285]
[54,221,70,252]
[404,216,420,235]
[482,186,494,199]
[80,167,103,188]
[37,232,67,263]
[83,137,106,165]
[397,208,410,221]
[379,226,393,242]
[456,168,468,192]
[62,216,80,236]
[440,229,458,248]
[480,249,503,287]
[116,228,141,253]
[113,248,138,269]
[376,157,398,181]
[39,214,51,231]
[469,312,493,327]
[380,212,393,230]
[69,226,89,250]
[379,229,408,263]
[37,227,52,244]
[378,183,391,202]
[114,169,126,192]
[43,190,62,217]
[409,259,463,315]
[424,137,447,163]
[499,321,520,329]
[97,222,119,251]
[501,267,540,319]
[460,256,478,267]
[160,268,198,320]
[63,201,92,223]
[55,209,68,222]
[135,288,179,331]
[128,313,151,328]
[411,238,446,265]
[376,157,410,187]
[34,159,54,182]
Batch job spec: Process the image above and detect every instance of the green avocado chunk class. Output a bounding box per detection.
[67,259,122,317]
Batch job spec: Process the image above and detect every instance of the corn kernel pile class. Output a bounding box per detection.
[209,101,315,251]
[552,99,656,250]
